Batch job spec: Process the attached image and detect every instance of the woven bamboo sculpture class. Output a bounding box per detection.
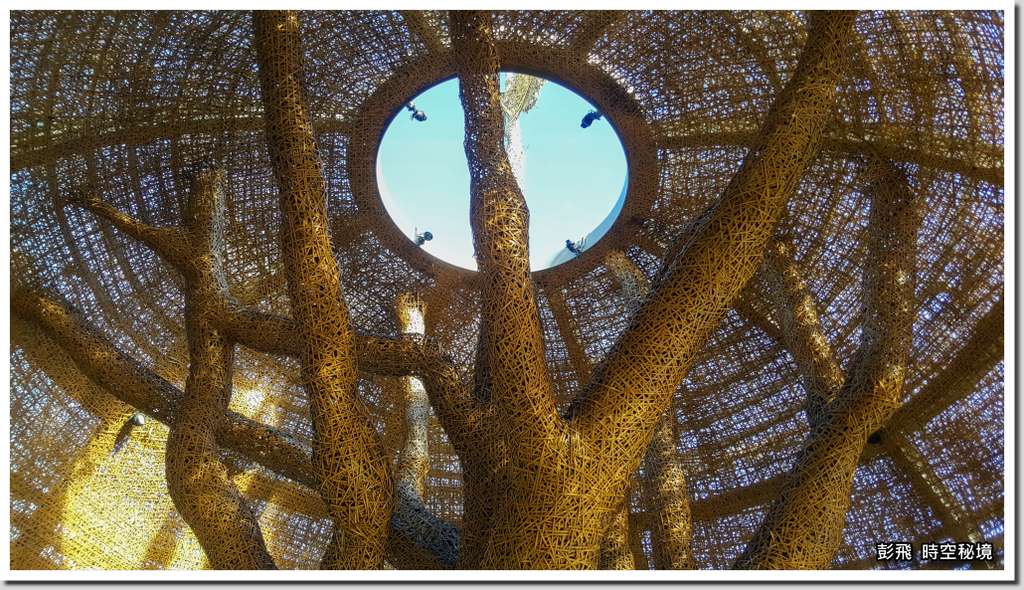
[10,10,1004,571]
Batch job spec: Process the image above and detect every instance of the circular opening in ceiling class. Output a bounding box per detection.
[376,72,629,271]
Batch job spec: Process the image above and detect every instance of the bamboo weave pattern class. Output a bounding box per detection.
[9,9,1004,572]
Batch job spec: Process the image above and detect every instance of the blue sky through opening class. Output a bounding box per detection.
[377,74,628,271]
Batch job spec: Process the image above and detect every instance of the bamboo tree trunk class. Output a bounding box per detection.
[605,250,694,570]
[253,10,393,568]
[735,155,919,570]
[445,9,856,569]
[165,167,277,569]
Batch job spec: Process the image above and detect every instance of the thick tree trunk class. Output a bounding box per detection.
[444,9,854,569]
[452,10,617,568]
[735,155,919,570]
[59,167,278,569]
[164,168,278,569]
[253,10,393,568]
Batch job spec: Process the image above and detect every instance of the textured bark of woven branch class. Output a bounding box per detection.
[734,153,920,570]
[13,284,468,569]
[597,498,636,569]
[454,10,561,444]
[387,295,460,569]
[453,10,583,568]
[606,250,694,570]
[167,168,278,569]
[567,8,857,442]
[444,9,855,569]
[760,239,846,430]
[394,296,431,499]
[12,286,318,488]
[642,413,695,570]
[62,190,188,269]
[253,10,393,569]
[57,168,278,569]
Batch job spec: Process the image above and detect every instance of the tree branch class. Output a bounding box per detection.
[387,295,461,569]
[605,251,693,570]
[833,155,919,428]
[759,238,845,429]
[54,166,280,568]
[253,10,393,569]
[63,190,188,270]
[452,10,560,442]
[12,286,178,418]
[394,296,432,498]
[219,301,302,357]
[690,475,788,522]
[14,283,474,569]
[122,164,277,570]
[641,410,694,569]
[886,298,1003,436]
[569,11,858,456]
[598,499,636,569]
[735,152,920,569]
[220,298,473,400]
[11,285,315,490]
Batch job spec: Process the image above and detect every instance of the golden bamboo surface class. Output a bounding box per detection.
[10,10,1004,571]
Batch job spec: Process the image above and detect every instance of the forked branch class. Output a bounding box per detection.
[734,154,919,570]
[13,285,462,569]
[568,11,859,456]
[60,165,278,569]
[451,10,561,445]
[11,286,309,524]
[253,10,393,568]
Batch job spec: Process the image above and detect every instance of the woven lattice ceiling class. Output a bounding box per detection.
[10,10,1004,573]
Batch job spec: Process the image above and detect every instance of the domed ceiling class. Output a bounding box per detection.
[9,10,1004,573]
